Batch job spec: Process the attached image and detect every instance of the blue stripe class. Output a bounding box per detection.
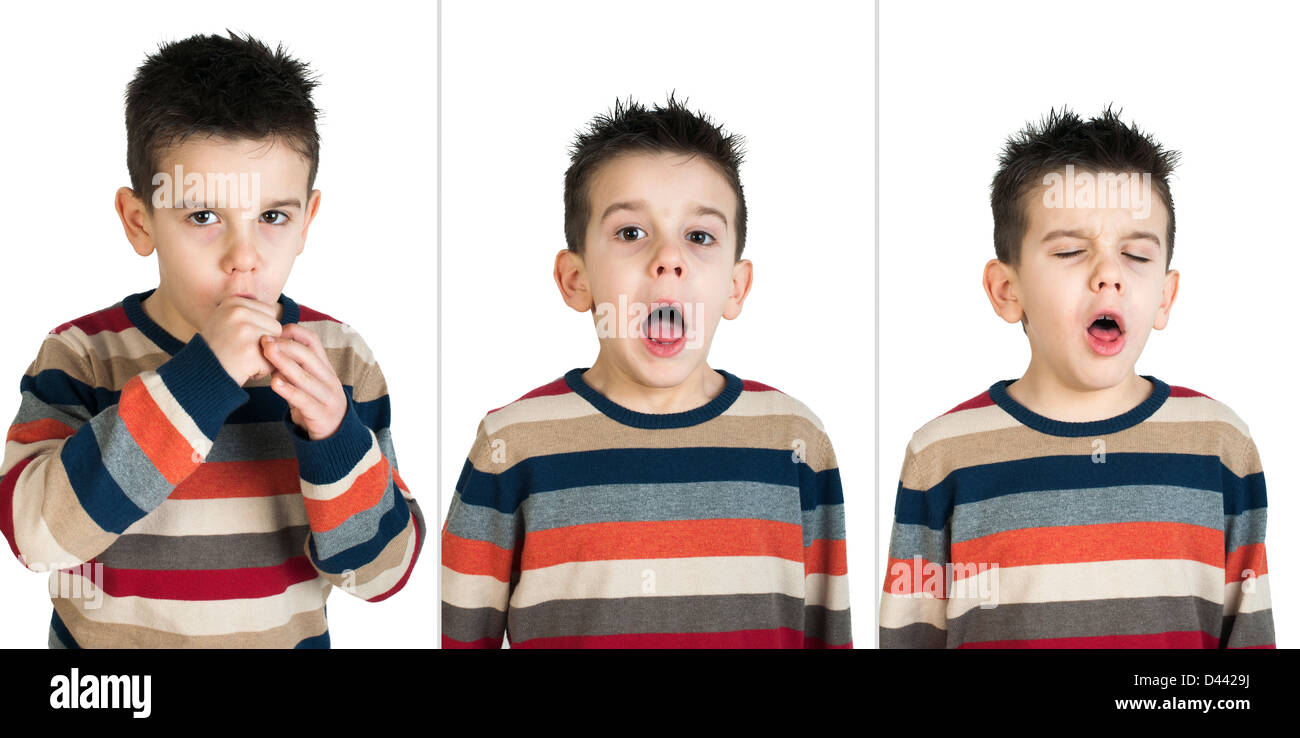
[49,609,80,649]
[60,421,148,534]
[293,630,331,648]
[895,453,1233,529]
[1223,470,1266,516]
[458,447,822,514]
[308,489,410,573]
[21,371,115,415]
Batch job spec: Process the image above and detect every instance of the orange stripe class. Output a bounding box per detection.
[170,459,300,500]
[117,376,199,485]
[302,457,390,532]
[393,467,409,493]
[953,521,1222,570]
[442,531,514,581]
[6,417,75,445]
[1226,542,1268,582]
[805,538,847,576]
[883,555,951,597]
[521,518,803,570]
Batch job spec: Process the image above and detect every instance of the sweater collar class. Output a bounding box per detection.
[123,289,300,356]
[564,367,743,429]
[988,375,1171,437]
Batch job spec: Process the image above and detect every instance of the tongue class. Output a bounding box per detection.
[1088,322,1121,342]
[648,317,683,341]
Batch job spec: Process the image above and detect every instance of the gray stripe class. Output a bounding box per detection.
[803,605,853,646]
[880,622,947,649]
[442,493,521,550]
[13,391,90,428]
[207,421,295,462]
[1226,507,1266,552]
[1222,609,1275,648]
[801,503,846,547]
[886,521,951,563]
[376,427,397,471]
[49,625,71,649]
[507,593,807,643]
[520,480,803,533]
[952,485,1223,544]
[948,596,1222,645]
[311,471,398,560]
[97,527,310,570]
[442,602,507,645]
[92,411,172,512]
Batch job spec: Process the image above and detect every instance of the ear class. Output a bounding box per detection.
[983,258,1024,324]
[297,189,322,255]
[1152,268,1180,330]
[721,259,754,320]
[554,248,592,312]
[116,187,155,257]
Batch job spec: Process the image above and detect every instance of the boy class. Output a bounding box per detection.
[440,97,850,648]
[0,32,424,647]
[879,108,1273,648]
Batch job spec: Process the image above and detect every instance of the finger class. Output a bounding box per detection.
[262,334,336,390]
[264,341,334,406]
[218,296,279,318]
[273,326,335,382]
[281,323,330,364]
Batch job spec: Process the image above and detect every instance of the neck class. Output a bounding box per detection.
[1007,361,1152,422]
[582,354,725,415]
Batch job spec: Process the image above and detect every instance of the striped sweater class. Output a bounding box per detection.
[880,375,1273,648]
[0,290,424,648]
[441,368,850,648]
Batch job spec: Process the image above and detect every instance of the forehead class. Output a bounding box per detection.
[586,151,737,219]
[155,135,311,195]
[1022,173,1170,246]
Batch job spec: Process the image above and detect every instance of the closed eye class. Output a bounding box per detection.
[1054,250,1082,259]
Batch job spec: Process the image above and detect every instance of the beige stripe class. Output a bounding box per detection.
[726,390,825,431]
[1225,574,1271,616]
[482,391,598,436]
[509,556,806,608]
[53,597,329,648]
[879,591,947,630]
[804,572,850,611]
[63,576,330,637]
[472,413,837,473]
[301,438,380,501]
[65,324,166,365]
[122,495,308,537]
[96,354,170,392]
[9,451,114,565]
[946,559,1225,619]
[441,566,511,611]
[307,320,376,363]
[909,404,1018,455]
[903,420,1261,490]
[140,371,213,457]
[344,522,418,596]
[1154,395,1250,437]
[23,333,93,380]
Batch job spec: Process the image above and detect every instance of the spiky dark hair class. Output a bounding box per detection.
[564,94,748,260]
[125,31,321,206]
[991,106,1180,268]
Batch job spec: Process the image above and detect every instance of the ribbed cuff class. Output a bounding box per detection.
[289,401,374,485]
[154,334,250,440]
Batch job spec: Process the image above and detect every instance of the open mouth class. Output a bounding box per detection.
[1085,311,1125,356]
[641,302,686,356]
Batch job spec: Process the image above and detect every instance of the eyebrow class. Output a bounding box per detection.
[181,198,303,211]
[1041,229,1161,246]
[599,200,729,226]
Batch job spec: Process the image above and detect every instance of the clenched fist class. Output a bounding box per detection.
[201,297,284,385]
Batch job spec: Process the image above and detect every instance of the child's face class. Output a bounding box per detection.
[573,150,749,389]
[996,175,1179,391]
[127,136,320,337]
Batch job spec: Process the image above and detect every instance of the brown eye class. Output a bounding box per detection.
[262,211,289,225]
[619,227,645,241]
[188,211,216,226]
[687,231,716,246]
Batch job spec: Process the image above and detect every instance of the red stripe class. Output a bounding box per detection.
[52,305,133,337]
[296,305,340,324]
[488,377,572,414]
[88,555,318,600]
[367,509,422,602]
[741,379,782,393]
[959,631,1219,649]
[942,391,994,416]
[0,457,34,562]
[442,635,503,649]
[511,628,818,649]
[1169,385,1210,399]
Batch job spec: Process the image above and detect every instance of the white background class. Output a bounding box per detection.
[0,1,436,648]
[441,0,876,644]
[880,0,1297,646]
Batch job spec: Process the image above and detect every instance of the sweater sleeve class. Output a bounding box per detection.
[799,431,851,648]
[441,419,521,648]
[289,355,424,602]
[879,444,951,648]
[1220,432,1274,648]
[1,331,248,572]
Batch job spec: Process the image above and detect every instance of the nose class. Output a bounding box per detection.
[219,226,260,274]
[1090,251,1122,294]
[649,237,686,279]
